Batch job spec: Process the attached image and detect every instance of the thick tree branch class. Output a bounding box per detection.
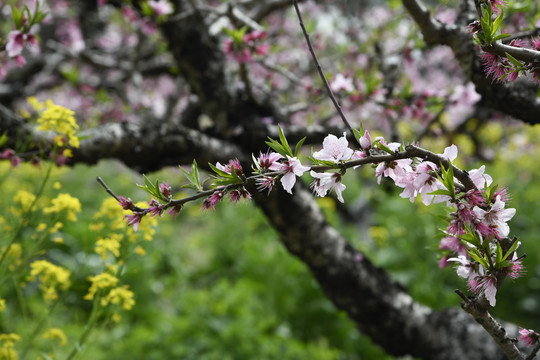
[249,182,522,359]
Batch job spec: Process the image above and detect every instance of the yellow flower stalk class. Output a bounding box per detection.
[43,193,82,221]
[42,328,68,346]
[84,273,119,301]
[29,98,80,149]
[0,333,21,360]
[28,260,71,301]
[101,285,135,310]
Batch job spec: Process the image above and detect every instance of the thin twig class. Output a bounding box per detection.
[96,176,121,203]
[291,0,355,138]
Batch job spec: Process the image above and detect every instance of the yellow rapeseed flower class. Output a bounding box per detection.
[0,299,5,312]
[28,96,45,111]
[134,245,146,256]
[42,328,68,346]
[84,273,119,301]
[101,285,135,310]
[31,98,80,149]
[49,222,63,233]
[13,190,36,213]
[0,244,22,271]
[94,234,123,260]
[43,194,81,221]
[0,333,21,360]
[112,312,122,323]
[28,260,71,301]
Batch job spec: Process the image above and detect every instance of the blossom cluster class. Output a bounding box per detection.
[114,125,522,309]
[467,0,540,83]
[224,30,270,64]
[1,98,81,168]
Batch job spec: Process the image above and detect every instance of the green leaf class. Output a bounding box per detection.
[137,184,157,197]
[492,33,511,41]
[182,184,200,191]
[352,128,363,146]
[11,6,22,28]
[278,125,292,156]
[251,153,261,173]
[179,165,194,183]
[265,139,288,157]
[142,174,156,192]
[505,52,523,68]
[192,160,201,188]
[492,11,504,37]
[208,163,231,178]
[374,141,394,154]
[294,137,307,157]
[480,16,492,42]
[467,248,488,268]
[502,239,520,261]
[427,189,452,196]
[495,242,503,265]
[442,161,455,198]
[0,132,7,148]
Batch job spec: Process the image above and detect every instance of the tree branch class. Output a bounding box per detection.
[401,0,540,125]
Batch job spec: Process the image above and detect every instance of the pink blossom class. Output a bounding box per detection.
[14,55,26,68]
[11,156,22,167]
[375,157,413,184]
[330,74,354,93]
[227,188,251,204]
[505,257,525,279]
[310,171,346,203]
[351,150,367,169]
[439,255,450,268]
[1,149,15,160]
[159,182,172,198]
[359,130,372,150]
[468,165,493,189]
[122,6,138,22]
[440,144,458,161]
[148,198,164,217]
[532,37,540,51]
[394,171,418,202]
[439,236,467,255]
[216,158,243,176]
[124,213,143,231]
[467,20,481,34]
[6,31,25,57]
[473,195,515,239]
[488,0,507,14]
[149,0,174,16]
[167,205,182,218]
[462,189,485,208]
[255,44,270,56]
[270,156,310,194]
[469,274,498,306]
[447,255,476,280]
[201,190,224,212]
[414,161,446,205]
[118,196,135,210]
[258,151,283,171]
[519,328,540,347]
[56,19,85,54]
[313,132,353,163]
[256,176,275,195]
[447,205,474,237]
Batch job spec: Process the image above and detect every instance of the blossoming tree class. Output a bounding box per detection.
[2,0,540,359]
